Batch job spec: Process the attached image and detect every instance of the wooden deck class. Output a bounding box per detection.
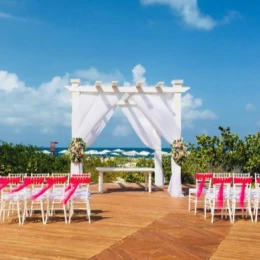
[0,183,260,259]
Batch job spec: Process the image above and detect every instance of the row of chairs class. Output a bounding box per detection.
[0,174,91,225]
[8,173,70,182]
[189,173,260,223]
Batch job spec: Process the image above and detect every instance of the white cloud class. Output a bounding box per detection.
[132,64,146,84]
[140,0,238,31]
[0,71,71,133]
[182,93,217,128]
[74,67,124,83]
[245,103,256,111]
[112,124,132,137]
[0,71,25,92]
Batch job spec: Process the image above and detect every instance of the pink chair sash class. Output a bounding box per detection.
[31,176,67,200]
[233,177,253,208]
[0,177,20,191]
[256,177,260,184]
[62,176,91,205]
[217,182,224,209]
[10,177,44,193]
[213,177,232,209]
[0,179,10,191]
[65,184,72,192]
[62,183,80,205]
[195,173,212,199]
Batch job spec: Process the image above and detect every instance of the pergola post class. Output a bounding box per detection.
[172,80,183,132]
[70,79,83,175]
[168,80,183,196]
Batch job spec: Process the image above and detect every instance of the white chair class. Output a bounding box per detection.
[68,175,91,223]
[252,174,260,222]
[188,173,212,214]
[232,173,250,184]
[204,177,232,223]
[23,177,46,223]
[213,173,231,177]
[8,173,26,182]
[45,176,68,224]
[31,173,49,182]
[231,177,253,223]
[52,173,70,177]
[232,173,250,177]
[0,177,22,224]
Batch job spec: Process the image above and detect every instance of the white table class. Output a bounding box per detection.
[96,167,154,193]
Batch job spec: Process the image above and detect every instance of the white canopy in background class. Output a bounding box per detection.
[139,151,150,156]
[111,152,120,156]
[99,151,110,155]
[100,149,111,153]
[66,79,189,197]
[42,150,51,154]
[122,150,139,156]
[85,150,99,155]
[59,149,69,154]
[113,149,124,152]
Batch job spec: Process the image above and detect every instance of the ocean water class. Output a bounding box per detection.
[40,147,171,157]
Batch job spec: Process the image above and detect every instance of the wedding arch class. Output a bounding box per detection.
[65,79,190,197]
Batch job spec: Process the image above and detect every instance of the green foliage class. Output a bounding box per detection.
[53,155,70,173]
[244,132,260,173]
[0,126,259,184]
[162,156,171,183]
[182,127,260,183]
[122,157,154,183]
[0,141,42,175]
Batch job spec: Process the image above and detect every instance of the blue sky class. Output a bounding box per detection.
[0,0,259,148]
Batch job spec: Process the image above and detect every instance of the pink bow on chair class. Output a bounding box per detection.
[196,173,212,199]
[31,176,67,200]
[213,177,232,209]
[234,177,252,209]
[62,175,91,205]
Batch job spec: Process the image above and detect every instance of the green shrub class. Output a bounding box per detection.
[1,126,259,184]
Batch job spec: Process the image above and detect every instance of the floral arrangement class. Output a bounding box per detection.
[171,138,188,166]
[68,137,86,163]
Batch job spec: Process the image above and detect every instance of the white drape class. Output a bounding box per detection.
[130,93,183,197]
[71,92,123,174]
[120,104,164,186]
[72,92,123,144]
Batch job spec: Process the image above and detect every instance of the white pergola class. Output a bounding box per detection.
[66,79,190,197]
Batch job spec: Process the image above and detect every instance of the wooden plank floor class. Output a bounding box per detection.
[210,220,260,260]
[0,183,259,259]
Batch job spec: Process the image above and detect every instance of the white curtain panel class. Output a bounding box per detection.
[71,91,123,174]
[84,107,117,145]
[121,105,164,186]
[72,92,123,144]
[130,93,180,141]
[130,93,183,197]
